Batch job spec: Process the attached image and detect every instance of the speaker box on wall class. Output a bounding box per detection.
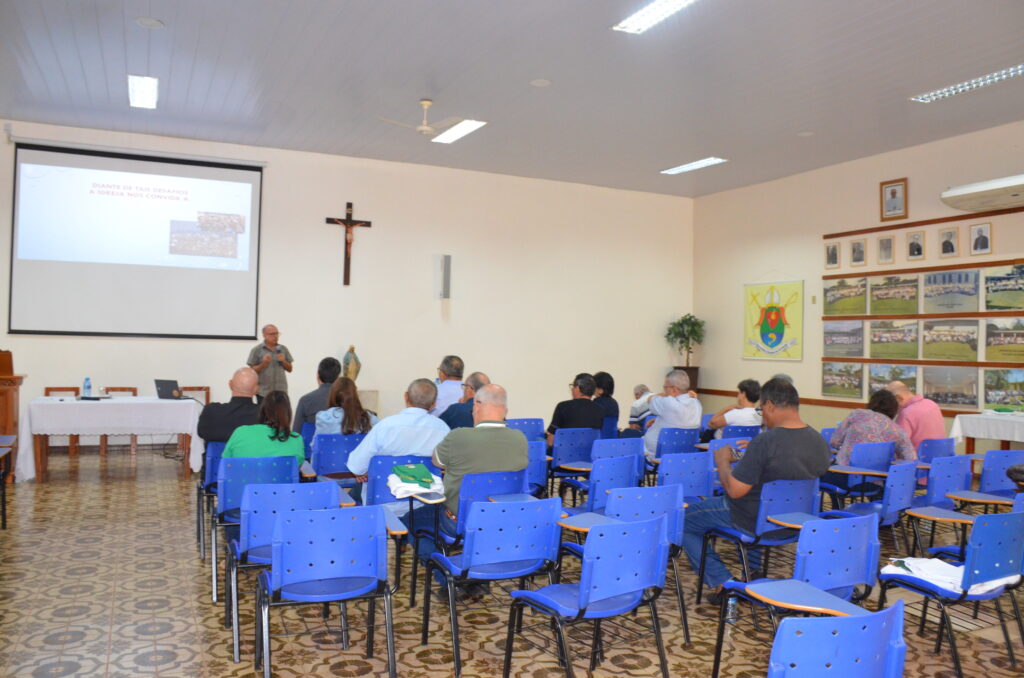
[439,254,452,299]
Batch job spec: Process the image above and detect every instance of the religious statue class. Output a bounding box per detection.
[343,345,361,381]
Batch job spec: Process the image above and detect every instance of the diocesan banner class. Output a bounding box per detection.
[743,281,804,361]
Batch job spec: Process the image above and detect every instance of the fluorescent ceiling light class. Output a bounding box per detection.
[661,157,727,174]
[612,0,700,34]
[431,119,486,144]
[127,74,159,109]
[910,63,1024,103]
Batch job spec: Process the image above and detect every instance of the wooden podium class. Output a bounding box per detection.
[0,351,24,483]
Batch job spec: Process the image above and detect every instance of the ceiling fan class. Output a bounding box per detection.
[379,99,462,138]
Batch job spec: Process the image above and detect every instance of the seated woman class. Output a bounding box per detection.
[222,390,305,466]
[314,376,378,436]
[824,388,915,490]
[593,371,619,420]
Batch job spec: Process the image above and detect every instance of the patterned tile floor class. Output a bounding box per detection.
[0,448,1021,677]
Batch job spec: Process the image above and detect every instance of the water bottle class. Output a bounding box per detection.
[725,595,738,624]
[83,377,92,397]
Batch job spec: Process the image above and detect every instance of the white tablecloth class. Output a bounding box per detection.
[949,413,1024,445]
[15,396,203,482]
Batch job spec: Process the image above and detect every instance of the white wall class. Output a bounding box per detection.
[0,120,694,422]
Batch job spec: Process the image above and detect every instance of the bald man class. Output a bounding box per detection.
[439,371,490,430]
[197,367,260,444]
[886,381,945,450]
[247,324,293,400]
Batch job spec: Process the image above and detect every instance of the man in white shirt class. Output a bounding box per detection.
[702,378,762,441]
[431,355,465,417]
[348,378,450,515]
[628,384,655,431]
[644,370,702,456]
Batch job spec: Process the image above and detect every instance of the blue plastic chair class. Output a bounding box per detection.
[254,507,396,678]
[979,450,1024,498]
[563,455,641,515]
[1015,494,1024,513]
[506,418,545,441]
[912,455,971,510]
[696,478,821,605]
[827,462,917,553]
[310,433,366,486]
[916,437,955,483]
[364,454,442,507]
[549,428,600,493]
[819,427,836,445]
[226,482,342,662]
[421,498,562,677]
[590,437,644,461]
[197,440,227,561]
[879,511,1024,677]
[722,424,761,439]
[526,440,548,496]
[765,601,906,677]
[657,451,714,504]
[299,421,316,459]
[600,416,618,439]
[821,441,895,507]
[502,516,672,678]
[645,427,701,481]
[211,456,298,602]
[700,413,714,432]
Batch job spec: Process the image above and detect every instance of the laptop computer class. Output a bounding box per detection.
[155,379,187,400]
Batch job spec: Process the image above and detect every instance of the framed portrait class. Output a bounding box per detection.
[850,239,866,266]
[938,227,958,258]
[824,242,840,269]
[906,231,925,261]
[970,222,992,255]
[880,177,908,222]
[877,235,894,265]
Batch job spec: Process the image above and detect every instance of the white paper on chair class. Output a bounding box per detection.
[386,473,443,498]
[882,557,1021,595]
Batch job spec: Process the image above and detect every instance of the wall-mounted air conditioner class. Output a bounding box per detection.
[941,174,1024,211]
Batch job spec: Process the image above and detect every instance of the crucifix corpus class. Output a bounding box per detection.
[325,202,372,286]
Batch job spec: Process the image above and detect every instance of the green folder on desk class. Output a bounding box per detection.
[392,463,434,488]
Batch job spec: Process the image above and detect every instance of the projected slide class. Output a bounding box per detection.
[17,164,252,271]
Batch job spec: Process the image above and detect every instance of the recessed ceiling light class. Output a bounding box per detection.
[127,75,159,109]
[661,156,727,174]
[797,131,815,138]
[910,63,1024,103]
[530,78,552,88]
[135,17,165,30]
[431,120,487,144]
[612,0,701,35]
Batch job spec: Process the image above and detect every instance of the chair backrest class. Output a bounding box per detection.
[1013,494,1024,513]
[364,454,442,506]
[722,424,761,439]
[922,455,971,509]
[506,418,545,440]
[461,498,562,569]
[238,482,341,555]
[456,470,529,531]
[979,450,1024,494]
[216,456,299,515]
[819,427,836,445]
[767,600,906,677]
[271,506,387,592]
[605,485,685,547]
[310,433,366,475]
[655,427,700,457]
[180,385,211,404]
[600,416,618,440]
[552,428,600,467]
[578,516,668,610]
[707,437,751,454]
[107,386,138,397]
[299,422,316,459]
[754,479,821,536]
[44,386,80,397]
[203,441,228,489]
[583,455,642,512]
[849,441,895,471]
[657,452,714,499]
[793,514,881,591]
[960,511,1024,590]
[917,437,955,463]
[877,461,918,524]
[591,437,644,461]
[700,413,713,431]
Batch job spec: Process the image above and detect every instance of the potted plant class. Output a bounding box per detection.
[665,313,706,389]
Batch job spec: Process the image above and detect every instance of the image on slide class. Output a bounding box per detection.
[170,212,246,258]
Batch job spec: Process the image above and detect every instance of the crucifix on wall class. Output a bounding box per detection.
[325,202,372,286]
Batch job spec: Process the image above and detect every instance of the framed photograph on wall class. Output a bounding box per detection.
[906,231,925,261]
[822,361,863,399]
[984,265,1024,310]
[985,318,1024,362]
[869,319,918,360]
[877,235,894,264]
[938,227,959,258]
[985,368,1024,411]
[923,366,978,408]
[823,320,864,357]
[922,319,979,361]
[850,239,866,266]
[970,223,992,255]
[824,242,840,269]
[880,177,908,221]
[923,269,979,313]
[823,277,867,315]
[869,364,917,394]
[869,275,918,314]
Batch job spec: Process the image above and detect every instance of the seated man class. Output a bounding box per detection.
[681,378,831,603]
[292,357,342,433]
[405,383,527,559]
[644,369,702,456]
[628,384,655,430]
[197,366,260,444]
[439,371,490,430]
[886,380,945,449]
[347,378,450,515]
[700,378,762,442]
[431,354,465,417]
[546,373,604,445]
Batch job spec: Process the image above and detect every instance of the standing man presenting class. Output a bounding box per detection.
[247,324,293,401]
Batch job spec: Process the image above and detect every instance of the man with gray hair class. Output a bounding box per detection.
[247,324,293,400]
[432,354,465,417]
[347,378,450,515]
[628,384,655,431]
[644,370,703,456]
[405,383,527,559]
[440,371,490,430]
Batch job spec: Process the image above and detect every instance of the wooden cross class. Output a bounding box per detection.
[325,202,372,286]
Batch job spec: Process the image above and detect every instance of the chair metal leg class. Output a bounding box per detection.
[383,589,397,678]
[937,602,964,678]
[918,598,931,637]
[195,483,202,546]
[223,555,233,630]
[253,586,263,673]
[447,576,463,677]
[994,598,1016,667]
[261,587,272,678]
[420,561,433,645]
[366,597,377,658]
[588,621,602,672]
[648,600,670,678]
[409,548,420,608]
[229,555,240,663]
[972,600,981,619]
[550,618,566,667]
[910,518,925,558]
[760,546,771,579]
[502,601,521,678]
[711,589,731,678]
[340,601,350,650]
[210,514,219,602]
[899,520,912,555]
[671,558,691,646]
[696,533,712,604]
[1008,588,1024,646]
[552,618,575,678]
[736,543,752,582]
